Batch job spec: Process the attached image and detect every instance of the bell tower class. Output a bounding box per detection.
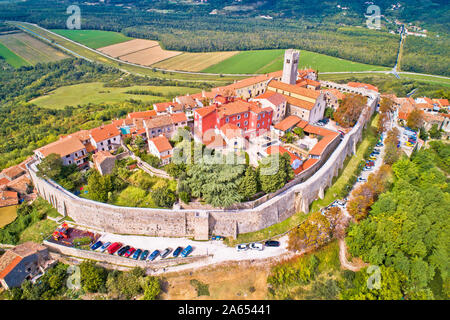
[282,49,300,85]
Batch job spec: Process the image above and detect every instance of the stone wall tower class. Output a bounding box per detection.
[281,49,300,85]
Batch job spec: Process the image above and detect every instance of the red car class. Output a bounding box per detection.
[107,242,122,255]
[124,247,136,258]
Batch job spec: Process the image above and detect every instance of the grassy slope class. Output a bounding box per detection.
[0,205,18,228]
[29,82,201,109]
[203,49,390,74]
[0,42,30,67]
[51,29,133,49]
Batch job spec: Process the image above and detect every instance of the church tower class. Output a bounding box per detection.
[281,49,299,85]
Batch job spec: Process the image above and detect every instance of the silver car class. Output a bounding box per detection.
[249,242,264,251]
[236,244,248,251]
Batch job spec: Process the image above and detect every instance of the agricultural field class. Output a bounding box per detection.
[51,29,133,49]
[153,51,239,72]
[0,205,17,228]
[203,49,391,74]
[98,39,159,58]
[29,82,201,109]
[0,42,29,67]
[118,44,182,66]
[0,32,67,65]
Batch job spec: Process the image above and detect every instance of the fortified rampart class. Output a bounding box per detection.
[27,94,378,240]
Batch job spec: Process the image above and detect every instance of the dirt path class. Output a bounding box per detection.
[338,238,368,272]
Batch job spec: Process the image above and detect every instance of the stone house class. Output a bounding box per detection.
[0,242,55,290]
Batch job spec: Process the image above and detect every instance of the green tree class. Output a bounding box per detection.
[79,261,107,293]
[143,276,161,300]
[36,153,63,180]
[428,124,442,139]
[152,188,177,208]
[239,166,258,200]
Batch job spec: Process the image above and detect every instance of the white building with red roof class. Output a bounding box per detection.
[148,135,173,165]
[89,123,122,153]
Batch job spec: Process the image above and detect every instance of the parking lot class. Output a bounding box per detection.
[84,232,289,271]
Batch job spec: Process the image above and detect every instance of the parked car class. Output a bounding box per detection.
[236,243,248,251]
[373,148,381,153]
[124,248,136,258]
[357,177,367,182]
[363,166,373,171]
[376,143,384,147]
[132,249,142,260]
[107,242,123,255]
[181,245,193,257]
[117,245,130,256]
[211,236,225,241]
[90,241,103,251]
[173,247,183,257]
[265,240,280,247]
[149,250,160,261]
[366,162,375,167]
[161,248,172,259]
[140,250,149,261]
[369,156,377,161]
[100,242,111,252]
[336,200,346,207]
[249,243,264,251]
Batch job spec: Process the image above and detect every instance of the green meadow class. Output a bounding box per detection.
[51,29,133,49]
[202,49,390,74]
[29,82,201,109]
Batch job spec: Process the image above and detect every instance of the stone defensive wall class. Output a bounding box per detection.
[27,94,379,240]
[43,240,210,269]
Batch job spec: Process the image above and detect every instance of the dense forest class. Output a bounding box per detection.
[0,0,448,76]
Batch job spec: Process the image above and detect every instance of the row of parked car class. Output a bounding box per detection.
[90,241,193,261]
[403,128,417,148]
[236,240,280,252]
[363,134,384,172]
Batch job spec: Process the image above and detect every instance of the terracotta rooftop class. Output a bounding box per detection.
[195,105,217,118]
[302,158,318,170]
[0,190,18,207]
[324,89,346,100]
[92,150,115,165]
[0,165,25,181]
[265,145,303,175]
[7,175,31,195]
[149,135,173,153]
[90,124,121,143]
[268,80,321,100]
[254,91,287,106]
[128,110,157,120]
[283,95,316,111]
[36,136,86,158]
[176,95,197,108]
[308,131,340,156]
[0,178,9,186]
[220,70,283,92]
[347,82,379,92]
[274,115,302,131]
[64,130,91,142]
[0,252,22,280]
[170,112,188,124]
[144,114,173,129]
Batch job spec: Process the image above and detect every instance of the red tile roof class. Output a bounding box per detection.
[92,151,115,165]
[36,136,86,158]
[254,91,287,106]
[265,145,303,175]
[149,135,173,153]
[195,105,217,118]
[308,132,340,156]
[274,115,302,131]
[268,80,321,99]
[0,190,18,207]
[0,178,9,186]
[0,165,25,180]
[128,110,157,119]
[90,124,121,143]
[0,255,22,280]
[170,112,187,124]
[302,158,318,170]
[347,82,379,92]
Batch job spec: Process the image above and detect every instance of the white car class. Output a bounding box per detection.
[236,244,248,252]
[249,242,264,251]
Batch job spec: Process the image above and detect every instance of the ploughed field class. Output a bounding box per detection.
[0,31,67,67]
